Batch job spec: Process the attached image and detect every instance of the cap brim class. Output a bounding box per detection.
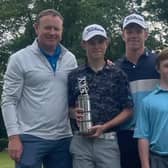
[123,21,146,29]
[83,33,107,41]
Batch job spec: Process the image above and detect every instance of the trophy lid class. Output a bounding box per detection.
[78,76,89,95]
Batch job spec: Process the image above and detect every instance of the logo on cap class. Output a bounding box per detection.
[82,24,107,41]
[123,13,147,29]
[86,27,104,35]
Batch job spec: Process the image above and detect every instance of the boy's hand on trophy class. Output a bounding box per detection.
[75,107,84,121]
[88,125,105,138]
[73,107,84,126]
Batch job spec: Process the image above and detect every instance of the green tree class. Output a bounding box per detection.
[0,0,136,63]
[142,0,168,48]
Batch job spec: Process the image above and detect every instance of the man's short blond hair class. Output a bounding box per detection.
[35,9,63,24]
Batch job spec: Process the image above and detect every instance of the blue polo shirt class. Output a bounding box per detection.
[134,85,168,155]
[115,50,160,129]
[40,44,61,71]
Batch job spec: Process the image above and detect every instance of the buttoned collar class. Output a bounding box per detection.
[121,49,151,68]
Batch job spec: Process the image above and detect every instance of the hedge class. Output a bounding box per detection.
[0,138,8,152]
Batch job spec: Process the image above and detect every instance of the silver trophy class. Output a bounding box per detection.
[78,77,92,134]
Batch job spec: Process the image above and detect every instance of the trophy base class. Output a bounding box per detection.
[79,121,93,136]
[78,129,95,136]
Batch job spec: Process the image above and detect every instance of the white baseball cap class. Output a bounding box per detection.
[82,24,107,41]
[123,13,147,29]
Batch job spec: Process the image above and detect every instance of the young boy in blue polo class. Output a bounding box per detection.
[134,48,168,168]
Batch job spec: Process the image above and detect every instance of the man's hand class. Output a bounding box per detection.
[74,107,84,127]
[8,135,23,162]
[107,59,114,66]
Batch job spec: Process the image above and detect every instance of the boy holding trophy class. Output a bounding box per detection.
[68,24,133,168]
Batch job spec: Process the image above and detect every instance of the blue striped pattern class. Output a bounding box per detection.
[115,50,160,129]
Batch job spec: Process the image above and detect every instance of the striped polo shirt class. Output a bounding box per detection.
[115,50,160,129]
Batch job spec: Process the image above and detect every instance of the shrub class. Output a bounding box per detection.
[0,138,8,152]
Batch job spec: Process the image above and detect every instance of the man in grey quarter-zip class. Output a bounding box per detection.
[1,9,77,168]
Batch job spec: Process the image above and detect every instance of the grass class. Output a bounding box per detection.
[0,150,14,168]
